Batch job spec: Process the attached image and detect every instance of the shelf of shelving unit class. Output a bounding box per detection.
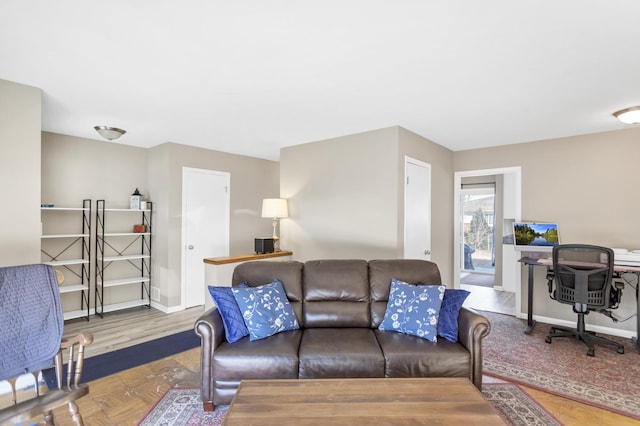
[41,207,88,211]
[103,232,151,237]
[102,277,151,288]
[63,309,90,321]
[42,233,91,239]
[101,299,150,314]
[58,284,89,294]
[43,259,90,266]
[41,199,92,321]
[102,254,151,262]
[95,200,152,318]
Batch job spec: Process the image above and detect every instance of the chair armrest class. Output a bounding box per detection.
[546,269,555,297]
[457,307,490,390]
[194,308,225,407]
[60,332,94,350]
[0,384,88,425]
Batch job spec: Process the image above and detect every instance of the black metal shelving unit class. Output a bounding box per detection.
[41,199,92,321]
[95,199,152,318]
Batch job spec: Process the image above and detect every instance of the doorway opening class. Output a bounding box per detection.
[454,166,521,318]
[460,182,495,288]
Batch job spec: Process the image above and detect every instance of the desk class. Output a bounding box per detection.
[518,256,640,352]
[203,250,293,266]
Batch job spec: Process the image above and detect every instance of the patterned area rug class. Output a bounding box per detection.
[138,388,227,426]
[483,383,561,426]
[481,311,640,419]
[138,385,559,425]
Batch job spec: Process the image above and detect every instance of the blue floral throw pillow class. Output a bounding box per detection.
[232,279,299,341]
[379,278,445,342]
[437,288,470,343]
[207,283,250,343]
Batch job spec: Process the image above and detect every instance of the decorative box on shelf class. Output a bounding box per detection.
[133,224,148,233]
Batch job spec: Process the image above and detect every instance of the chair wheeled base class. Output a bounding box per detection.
[545,314,624,357]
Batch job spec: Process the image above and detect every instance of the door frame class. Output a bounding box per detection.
[180,167,230,310]
[403,156,431,259]
[454,167,521,306]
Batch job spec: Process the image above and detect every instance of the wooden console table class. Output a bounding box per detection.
[204,250,293,265]
[202,250,293,311]
[223,377,505,425]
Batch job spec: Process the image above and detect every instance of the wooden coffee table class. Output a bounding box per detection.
[222,377,506,425]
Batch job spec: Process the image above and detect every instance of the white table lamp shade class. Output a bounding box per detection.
[262,198,288,218]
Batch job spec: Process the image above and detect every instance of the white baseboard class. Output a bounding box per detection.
[517,312,636,340]
[150,301,186,314]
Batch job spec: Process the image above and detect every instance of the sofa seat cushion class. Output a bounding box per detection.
[375,329,471,378]
[299,328,385,379]
[212,329,302,388]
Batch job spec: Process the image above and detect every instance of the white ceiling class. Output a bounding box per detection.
[2,1,639,160]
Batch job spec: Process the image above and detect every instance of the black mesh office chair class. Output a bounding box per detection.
[546,244,624,356]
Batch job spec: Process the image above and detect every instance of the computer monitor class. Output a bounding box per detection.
[512,222,560,252]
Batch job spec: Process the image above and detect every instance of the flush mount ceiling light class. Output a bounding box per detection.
[94,126,126,140]
[613,106,640,125]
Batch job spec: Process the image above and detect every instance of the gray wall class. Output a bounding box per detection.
[398,127,454,284]
[40,135,279,311]
[5,75,638,334]
[42,132,149,205]
[0,79,41,266]
[41,132,149,311]
[279,126,454,284]
[148,142,279,307]
[3,74,280,312]
[280,127,400,261]
[454,127,640,334]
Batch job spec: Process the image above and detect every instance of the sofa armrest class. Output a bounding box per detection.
[457,307,491,390]
[194,308,226,410]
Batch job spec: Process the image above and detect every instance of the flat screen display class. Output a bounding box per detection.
[513,222,560,252]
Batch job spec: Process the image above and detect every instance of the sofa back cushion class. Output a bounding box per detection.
[369,259,442,328]
[303,260,370,328]
[232,261,304,326]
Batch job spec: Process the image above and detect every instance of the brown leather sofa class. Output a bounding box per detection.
[195,259,490,411]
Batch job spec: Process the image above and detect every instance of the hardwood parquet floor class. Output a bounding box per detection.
[45,300,639,426]
[49,307,204,425]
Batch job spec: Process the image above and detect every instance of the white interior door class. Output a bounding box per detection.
[404,157,432,260]
[182,167,230,308]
